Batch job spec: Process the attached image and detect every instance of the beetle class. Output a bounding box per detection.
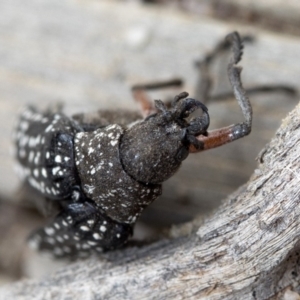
[14,32,252,258]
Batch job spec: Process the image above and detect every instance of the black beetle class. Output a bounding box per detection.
[15,32,252,258]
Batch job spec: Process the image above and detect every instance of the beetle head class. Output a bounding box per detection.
[120,92,209,184]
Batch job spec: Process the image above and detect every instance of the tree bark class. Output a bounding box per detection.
[0,102,299,299]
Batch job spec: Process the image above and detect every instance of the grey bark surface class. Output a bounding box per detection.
[145,0,300,36]
[1,102,300,299]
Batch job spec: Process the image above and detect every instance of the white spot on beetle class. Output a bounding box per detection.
[88,240,98,246]
[52,166,61,175]
[45,125,53,133]
[93,233,102,240]
[54,223,60,229]
[84,184,95,194]
[80,226,90,231]
[33,169,39,177]
[56,236,64,243]
[100,225,107,232]
[66,216,73,223]
[41,168,47,178]
[62,220,68,227]
[55,155,62,163]
[76,132,84,139]
[88,147,94,155]
[45,227,55,236]
[28,151,35,162]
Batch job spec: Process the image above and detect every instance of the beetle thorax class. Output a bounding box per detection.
[120,119,189,184]
[74,124,161,223]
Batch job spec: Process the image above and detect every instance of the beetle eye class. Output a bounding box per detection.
[176,146,189,162]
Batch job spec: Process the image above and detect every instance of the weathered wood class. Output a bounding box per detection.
[144,0,300,36]
[212,0,300,36]
[1,101,299,299]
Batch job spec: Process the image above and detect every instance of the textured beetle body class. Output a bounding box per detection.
[16,107,144,256]
[15,97,204,257]
[15,32,253,258]
[15,107,82,200]
[74,125,162,224]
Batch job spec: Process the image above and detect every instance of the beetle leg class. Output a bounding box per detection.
[209,85,297,102]
[28,200,133,259]
[131,79,183,117]
[195,34,296,104]
[190,32,252,153]
[131,88,154,118]
[194,33,253,104]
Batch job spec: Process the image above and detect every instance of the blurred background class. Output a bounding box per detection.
[0,0,299,285]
